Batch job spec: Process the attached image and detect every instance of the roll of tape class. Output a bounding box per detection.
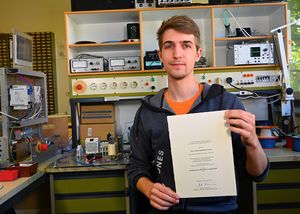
[257,126,280,137]
[260,128,273,137]
[35,142,42,152]
[108,143,116,156]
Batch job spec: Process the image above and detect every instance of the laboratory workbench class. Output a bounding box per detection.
[0,154,62,213]
[45,152,128,173]
[46,152,129,214]
[45,147,300,214]
[264,147,300,162]
[255,147,300,214]
[1,147,300,214]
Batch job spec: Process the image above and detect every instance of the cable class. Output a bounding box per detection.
[75,53,104,59]
[28,103,42,119]
[0,111,19,120]
[238,93,281,100]
[293,125,300,132]
[17,75,34,86]
[228,82,257,94]
[226,78,282,101]
[8,127,16,162]
[225,9,252,38]
[238,96,281,104]
[75,53,109,71]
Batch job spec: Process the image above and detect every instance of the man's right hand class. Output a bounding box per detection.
[137,177,180,210]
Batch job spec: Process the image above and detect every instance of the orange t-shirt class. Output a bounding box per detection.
[165,83,204,115]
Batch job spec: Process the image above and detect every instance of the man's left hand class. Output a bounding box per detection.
[225,109,259,148]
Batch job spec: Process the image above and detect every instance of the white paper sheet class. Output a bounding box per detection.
[167,110,237,198]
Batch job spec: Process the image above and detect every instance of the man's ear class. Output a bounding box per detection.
[157,50,164,68]
[157,49,162,62]
[196,48,202,62]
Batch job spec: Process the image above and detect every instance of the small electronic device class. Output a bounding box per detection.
[144,50,163,70]
[85,138,100,154]
[127,23,140,40]
[108,56,140,71]
[236,28,251,37]
[157,0,192,7]
[9,85,30,110]
[9,85,41,110]
[228,42,274,65]
[70,58,104,73]
[135,0,156,8]
[71,0,135,11]
[12,29,33,69]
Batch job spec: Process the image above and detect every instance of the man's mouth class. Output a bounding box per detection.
[170,62,185,66]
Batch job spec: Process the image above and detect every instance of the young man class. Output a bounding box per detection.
[128,15,269,213]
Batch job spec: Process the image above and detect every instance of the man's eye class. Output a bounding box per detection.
[164,44,172,49]
[183,44,191,49]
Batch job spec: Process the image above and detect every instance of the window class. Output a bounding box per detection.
[289,0,300,94]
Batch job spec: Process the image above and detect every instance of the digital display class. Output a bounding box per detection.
[250,47,261,57]
[16,35,32,61]
[110,59,125,67]
[13,30,33,68]
[145,61,162,66]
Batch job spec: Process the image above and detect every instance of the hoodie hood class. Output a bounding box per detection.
[141,82,225,113]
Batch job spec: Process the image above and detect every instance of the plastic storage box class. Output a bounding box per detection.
[7,162,38,177]
[0,170,19,181]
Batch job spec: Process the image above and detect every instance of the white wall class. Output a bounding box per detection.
[0,0,71,114]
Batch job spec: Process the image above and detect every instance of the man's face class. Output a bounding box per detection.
[158,29,201,80]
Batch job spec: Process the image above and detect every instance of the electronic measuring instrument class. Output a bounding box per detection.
[135,0,156,8]
[228,42,274,65]
[157,0,192,6]
[144,50,162,70]
[70,58,105,73]
[108,56,140,71]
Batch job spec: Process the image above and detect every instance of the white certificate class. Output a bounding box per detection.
[167,110,237,198]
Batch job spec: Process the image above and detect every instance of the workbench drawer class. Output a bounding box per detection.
[260,168,300,184]
[55,196,126,213]
[256,162,300,213]
[53,171,125,194]
[257,188,300,204]
[257,208,300,214]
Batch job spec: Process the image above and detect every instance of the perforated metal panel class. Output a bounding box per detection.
[0,32,57,114]
[0,34,12,67]
[29,32,57,114]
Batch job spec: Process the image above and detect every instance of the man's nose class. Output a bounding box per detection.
[173,46,182,59]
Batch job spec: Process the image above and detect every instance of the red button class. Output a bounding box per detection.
[40,144,48,151]
[76,84,82,90]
